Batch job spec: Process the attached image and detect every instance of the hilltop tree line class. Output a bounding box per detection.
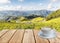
[0,14,44,22]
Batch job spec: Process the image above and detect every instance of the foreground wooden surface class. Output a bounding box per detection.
[0,29,60,43]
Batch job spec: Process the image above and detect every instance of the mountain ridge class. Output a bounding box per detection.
[0,10,52,20]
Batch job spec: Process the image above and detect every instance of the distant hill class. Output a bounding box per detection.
[0,10,52,20]
[46,9,60,20]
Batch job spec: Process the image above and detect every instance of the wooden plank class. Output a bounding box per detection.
[34,30,49,43]
[56,32,60,39]
[49,37,60,43]
[54,37,60,43]
[0,30,16,43]
[48,38,56,43]
[9,29,24,43]
[23,29,35,43]
[0,30,8,37]
[55,32,60,43]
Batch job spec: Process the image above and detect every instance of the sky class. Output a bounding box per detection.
[0,0,60,11]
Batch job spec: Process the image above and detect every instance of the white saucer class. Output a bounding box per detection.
[38,31,56,39]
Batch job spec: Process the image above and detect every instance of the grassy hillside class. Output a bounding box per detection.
[0,17,60,32]
[0,9,60,32]
[0,17,44,30]
[31,17,44,22]
[45,17,60,31]
[46,9,60,20]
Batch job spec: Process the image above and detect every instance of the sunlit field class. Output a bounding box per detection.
[0,17,60,32]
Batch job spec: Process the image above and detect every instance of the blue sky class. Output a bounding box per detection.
[0,0,60,11]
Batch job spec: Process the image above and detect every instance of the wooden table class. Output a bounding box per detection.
[0,29,60,43]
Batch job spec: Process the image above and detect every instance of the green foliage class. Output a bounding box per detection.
[0,16,60,32]
[0,17,43,30]
[46,9,60,20]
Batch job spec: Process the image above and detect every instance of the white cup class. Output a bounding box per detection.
[41,28,52,34]
[38,27,56,39]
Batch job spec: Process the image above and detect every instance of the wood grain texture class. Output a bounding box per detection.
[23,29,35,43]
[9,29,24,43]
[0,30,8,37]
[56,32,60,39]
[48,38,56,43]
[0,29,60,43]
[0,30,16,43]
[54,37,60,43]
[34,30,49,43]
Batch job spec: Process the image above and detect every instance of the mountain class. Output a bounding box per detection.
[46,9,60,20]
[23,10,52,17]
[0,10,52,20]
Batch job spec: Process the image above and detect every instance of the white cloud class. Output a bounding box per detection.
[0,0,11,3]
[1,3,57,11]
[39,3,42,6]
[47,0,57,9]
[52,0,56,2]
[18,0,24,2]
[0,5,22,11]
[47,3,52,9]
[0,5,43,11]
[51,0,57,2]
[21,5,44,10]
